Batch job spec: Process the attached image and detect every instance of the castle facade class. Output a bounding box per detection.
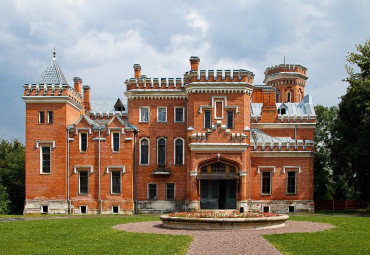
[22,53,315,214]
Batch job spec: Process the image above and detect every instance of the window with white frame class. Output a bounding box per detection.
[174,138,184,165]
[166,183,175,200]
[40,146,51,174]
[157,138,166,167]
[140,138,149,165]
[214,100,224,119]
[157,107,167,122]
[204,110,211,129]
[80,133,88,152]
[261,171,271,195]
[140,107,149,122]
[226,111,234,129]
[47,111,53,124]
[79,170,89,194]
[38,111,45,124]
[111,171,121,194]
[112,132,120,152]
[287,171,297,195]
[174,107,184,122]
[148,183,157,199]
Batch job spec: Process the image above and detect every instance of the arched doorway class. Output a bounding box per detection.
[198,162,238,209]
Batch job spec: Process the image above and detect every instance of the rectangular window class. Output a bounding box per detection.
[79,171,89,194]
[226,111,234,129]
[148,183,157,199]
[47,111,53,124]
[157,107,167,122]
[80,206,87,214]
[174,107,184,122]
[111,171,121,194]
[41,205,48,214]
[112,206,119,214]
[39,111,45,123]
[204,111,211,129]
[166,183,175,200]
[80,133,88,152]
[112,132,120,152]
[215,101,223,119]
[41,146,51,174]
[140,107,149,122]
[261,171,271,195]
[287,171,297,194]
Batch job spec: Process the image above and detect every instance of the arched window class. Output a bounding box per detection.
[140,138,149,165]
[287,92,291,102]
[157,138,166,167]
[174,138,184,165]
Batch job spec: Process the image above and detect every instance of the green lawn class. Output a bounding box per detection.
[0,215,192,255]
[264,215,370,255]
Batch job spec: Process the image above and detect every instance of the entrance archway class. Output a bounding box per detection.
[198,162,239,209]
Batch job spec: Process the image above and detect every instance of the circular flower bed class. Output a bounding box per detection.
[161,211,288,230]
[168,211,279,219]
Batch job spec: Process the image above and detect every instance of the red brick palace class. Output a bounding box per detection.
[22,52,316,214]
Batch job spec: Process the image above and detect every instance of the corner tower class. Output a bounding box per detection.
[263,63,308,103]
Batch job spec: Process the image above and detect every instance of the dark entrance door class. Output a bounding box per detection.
[200,180,236,209]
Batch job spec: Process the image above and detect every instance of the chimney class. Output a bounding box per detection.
[189,56,200,71]
[73,77,83,95]
[133,64,141,79]
[83,85,91,111]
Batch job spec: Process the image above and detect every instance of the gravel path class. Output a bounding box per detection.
[114,220,334,255]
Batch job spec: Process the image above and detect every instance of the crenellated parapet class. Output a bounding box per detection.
[263,64,307,86]
[23,83,84,108]
[125,77,185,91]
[184,69,255,84]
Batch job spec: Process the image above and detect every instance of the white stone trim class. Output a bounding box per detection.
[188,143,249,151]
[22,96,83,111]
[35,140,56,149]
[189,171,198,176]
[282,166,302,174]
[105,165,126,174]
[239,171,248,176]
[251,151,314,157]
[107,127,124,134]
[73,165,94,174]
[75,128,92,135]
[257,166,276,174]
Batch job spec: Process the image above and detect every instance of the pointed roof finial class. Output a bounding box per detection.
[53,46,56,59]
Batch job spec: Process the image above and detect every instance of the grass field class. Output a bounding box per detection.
[0,215,192,255]
[0,214,369,254]
[264,215,370,255]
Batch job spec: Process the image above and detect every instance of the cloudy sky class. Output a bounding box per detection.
[1,0,369,142]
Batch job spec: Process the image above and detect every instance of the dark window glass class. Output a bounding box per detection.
[227,111,234,129]
[229,166,236,174]
[287,171,297,194]
[157,138,166,167]
[47,111,53,124]
[111,171,121,194]
[166,183,175,200]
[175,139,183,165]
[80,206,87,214]
[287,92,291,102]
[148,184,157,199]
[201,166,207,173]
[80,133,87,152]
[112,133,120,152]
[175,108,184,122]
[204,111,211,129]
[211,162,226,173]
[79,171,88,194]
[140,108,149,122]
[140,139,149,165]
[112,206,119,213]
[262,172,271,194]
[158,107,166,122]
[39,111,45,123]
[41,146,51,173]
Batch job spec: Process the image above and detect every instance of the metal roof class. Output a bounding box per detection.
[37,50,68,85]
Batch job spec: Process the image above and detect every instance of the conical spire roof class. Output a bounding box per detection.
[37,49,68,85]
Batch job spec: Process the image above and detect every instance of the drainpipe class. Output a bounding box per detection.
[99,128,102,215]
[294,124,297,149]
[133,130,138,214]
[67,128,71,215]
[249,156,252,212]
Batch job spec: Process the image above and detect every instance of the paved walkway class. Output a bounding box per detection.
[114,220,334,255]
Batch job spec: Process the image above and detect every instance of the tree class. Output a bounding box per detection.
[0,184,10,214]
[331,39,370,200]
[0,139,25,214]
[314,105,337,200]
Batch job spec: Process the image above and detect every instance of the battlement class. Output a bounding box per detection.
[125,77,185,90]
[264,64,307,77]
[23,83,83,106]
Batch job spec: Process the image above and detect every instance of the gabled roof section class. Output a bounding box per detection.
[37,50,68,85]
[74,114,100,128]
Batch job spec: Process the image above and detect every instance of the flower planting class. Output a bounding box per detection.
[168,211,279,219]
